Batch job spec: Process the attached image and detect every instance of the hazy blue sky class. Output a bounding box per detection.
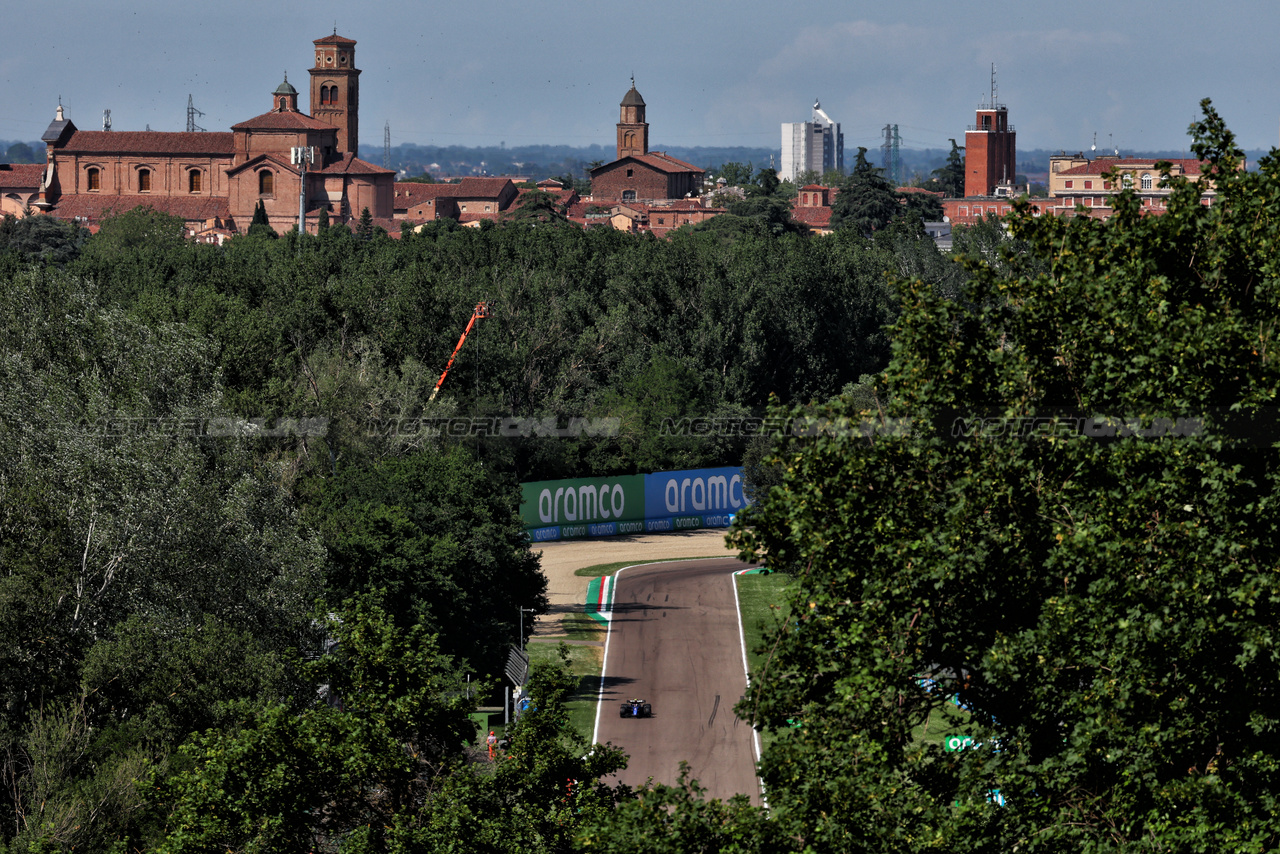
[3,0,1278,155]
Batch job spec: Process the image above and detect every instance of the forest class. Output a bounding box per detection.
[0,185,981,851]
[8,101,1276,851]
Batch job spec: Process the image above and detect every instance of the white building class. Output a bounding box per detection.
[780,100,843,183]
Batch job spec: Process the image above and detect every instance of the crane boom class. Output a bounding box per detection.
[428,302,489,402]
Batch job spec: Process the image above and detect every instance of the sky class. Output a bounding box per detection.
[3,0,1280,157]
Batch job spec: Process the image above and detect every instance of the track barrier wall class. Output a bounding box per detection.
[521,466,750,542]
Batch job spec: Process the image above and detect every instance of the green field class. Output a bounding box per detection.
[734,569,794,679]
[525,640,604,744]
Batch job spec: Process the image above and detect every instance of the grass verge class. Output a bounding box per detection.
[526,640,603,744]
[735,570,794,678]
[573,556,723,577]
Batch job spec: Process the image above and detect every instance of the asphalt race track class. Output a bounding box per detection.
[593,557,762,804]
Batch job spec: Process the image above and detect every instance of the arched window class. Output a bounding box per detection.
[87,167,100,191]
[188,170,202,193]
[1141,173,1152,190]
[259,171,274,195]
[138,169,151,193]
[321,85,331,104]
[1122,173,1133,189]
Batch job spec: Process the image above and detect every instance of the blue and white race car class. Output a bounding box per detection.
[619,698,653,718]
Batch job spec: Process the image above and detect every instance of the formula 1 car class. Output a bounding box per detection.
[619,698,653,718]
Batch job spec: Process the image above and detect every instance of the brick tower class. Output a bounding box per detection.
[310,32,360,157]
[616,79,648,159]
[965,104,1015,197]
[964,67,1015,197]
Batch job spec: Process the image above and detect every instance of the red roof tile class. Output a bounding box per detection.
[1056,158,1203,177]
[315,153,394,175]
[452,177,513,198]
[632,152,703,174]
[314,34,357,45]
[231,110,336,132]
[57,130,235,155]
[791,207,833,227]
[0,163,45,189]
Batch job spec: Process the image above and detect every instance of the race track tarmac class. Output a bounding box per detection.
[594,557,762,804]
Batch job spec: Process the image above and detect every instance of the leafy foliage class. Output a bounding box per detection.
[316,445,548,674]
[732,101,1280,852]
[830,147,901,235]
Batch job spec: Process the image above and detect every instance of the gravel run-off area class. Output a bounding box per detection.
[530,529,743,637]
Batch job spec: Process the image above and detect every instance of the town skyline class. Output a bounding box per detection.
[3,1,1280,158]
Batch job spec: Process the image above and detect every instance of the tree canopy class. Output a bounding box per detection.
[732,101,1280,852]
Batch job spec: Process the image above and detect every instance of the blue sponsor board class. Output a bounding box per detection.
[703,513,733,528]
[529,526,560,542]
[559,524,590,539]
[643,467,750,520]
[588,522,617,537]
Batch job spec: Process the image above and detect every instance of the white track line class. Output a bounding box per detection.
[732,568,768,808]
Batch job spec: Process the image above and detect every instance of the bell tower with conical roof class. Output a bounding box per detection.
[616,79,648,159]
[273,73,299,112]
[310,32,360,156]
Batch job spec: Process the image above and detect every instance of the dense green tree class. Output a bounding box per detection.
[151,597,478,854]
[0,213,88,264]
[504,188,574,227]
[357,206,375,240]
[0,269,323,851]
[711,161,754,186]
[733,102,1280,852]
[932,138,966,197]
[578,765,786,854]
[896,188,944,222]
[830,148,900,234]
[316,444,547,674]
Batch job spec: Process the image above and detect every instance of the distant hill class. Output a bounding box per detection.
[366,141,1265,187]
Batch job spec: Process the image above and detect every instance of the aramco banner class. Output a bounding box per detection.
[642,466,749,533]
[521,475,646,542]
[520,467,749,541]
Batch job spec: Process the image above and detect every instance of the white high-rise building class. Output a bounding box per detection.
[780,100,843,183]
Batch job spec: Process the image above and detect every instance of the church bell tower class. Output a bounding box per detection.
[616,79,648,159]
[310,32,360,157]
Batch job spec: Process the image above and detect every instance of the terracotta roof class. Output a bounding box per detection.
[800,184,832,191]
[634,152,702,173]
[896,186,944,197]
[0,163,45,190]
[592,153,703,177]
[1057,158,1203,177]
[315,34,357,45]
[393,182,452,207]
[452,177,514,198]
[49,195,231,223]
[231,110,335,132]
[316,153,394,175]
[792,207,833,227]
[58,130,235,155]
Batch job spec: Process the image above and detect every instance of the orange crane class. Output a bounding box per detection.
[428,302,490,402]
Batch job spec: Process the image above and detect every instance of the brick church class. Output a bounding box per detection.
[21,32,393,236]
[589,80,703,203]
